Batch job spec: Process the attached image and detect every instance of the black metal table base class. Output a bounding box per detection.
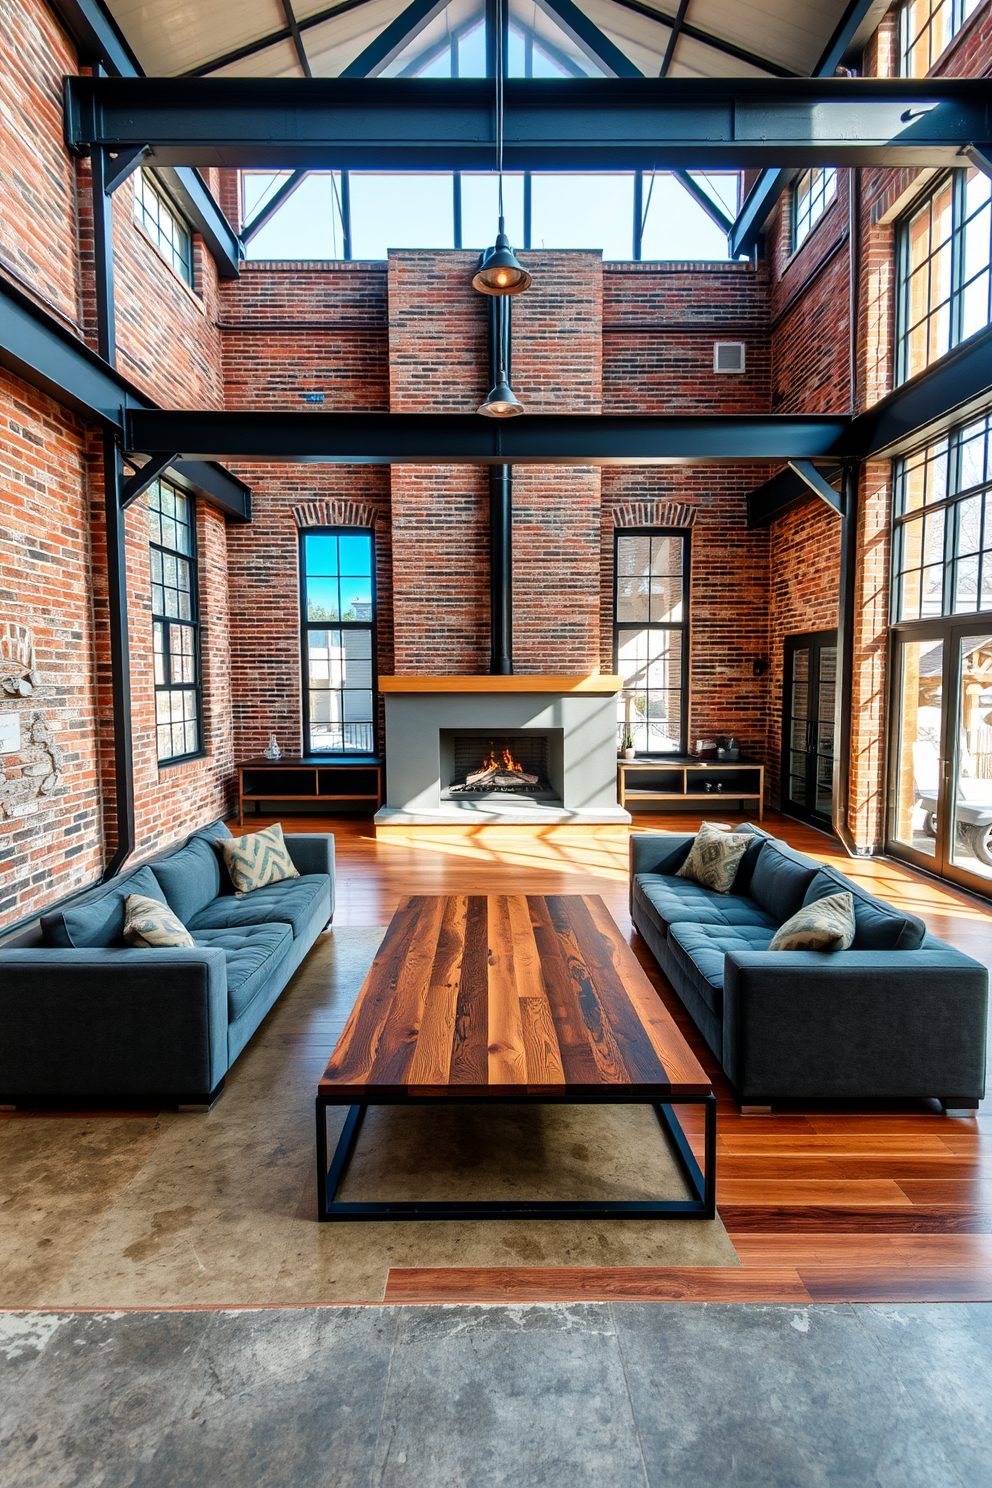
[315,1095,717,1222]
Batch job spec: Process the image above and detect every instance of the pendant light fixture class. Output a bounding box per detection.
[471,0,531,298]
[478,368,523,417]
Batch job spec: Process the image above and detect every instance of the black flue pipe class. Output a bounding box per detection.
[488,296,513,674]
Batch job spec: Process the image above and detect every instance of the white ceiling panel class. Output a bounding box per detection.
[108,0,288,75]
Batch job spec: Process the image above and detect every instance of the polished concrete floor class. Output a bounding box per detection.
[2,1301,990,1488]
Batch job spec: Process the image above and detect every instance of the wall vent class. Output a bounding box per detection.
[713,342,746,373]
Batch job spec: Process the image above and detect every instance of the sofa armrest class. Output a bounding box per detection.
[285,833,335,882]
[721,949,989,1102]
[0,948,229,1099]
[629,833,695,878]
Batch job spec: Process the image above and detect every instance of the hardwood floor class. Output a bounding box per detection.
[261,810,992,1301]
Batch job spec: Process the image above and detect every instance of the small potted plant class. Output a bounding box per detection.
[621,726,635,761]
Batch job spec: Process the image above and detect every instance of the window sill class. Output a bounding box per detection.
[158,750,208,772]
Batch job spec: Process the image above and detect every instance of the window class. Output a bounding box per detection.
[792,168,837,250]
[301,530,376,754]
[899,0,982,76]
[613,532,689,754]
[148,479,202,763]
[133,170,194,286]
[893,412,992,621]
[897,169,992,383]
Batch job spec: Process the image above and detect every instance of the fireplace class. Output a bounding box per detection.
[440,728,563,803]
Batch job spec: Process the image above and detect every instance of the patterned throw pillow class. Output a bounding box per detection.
[675,821,752,894]
[769,891,856,952]
[123,894,194,948]
[217,822,300,897]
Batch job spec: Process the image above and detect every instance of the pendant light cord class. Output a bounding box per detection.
[496,0,504,222]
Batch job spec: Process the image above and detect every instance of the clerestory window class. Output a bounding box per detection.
[792,168,837,251]
[133,169,194,287]
[898,0,983,76]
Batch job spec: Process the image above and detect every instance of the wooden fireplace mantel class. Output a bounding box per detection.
[378,675,623,693]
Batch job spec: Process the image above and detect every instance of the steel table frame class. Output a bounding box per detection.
[315,1089,716,1222]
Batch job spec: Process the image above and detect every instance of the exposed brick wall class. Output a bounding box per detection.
[768,173,852,415]
[220,262,389,412]
[765,502,842,807]
[603,262,770,414]
[0,371,104,927]
[0,0,81,330]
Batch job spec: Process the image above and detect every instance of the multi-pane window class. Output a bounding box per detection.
[148,479,202,763]
[792,168,837,250]
[897,169,992,383]
[301,531,376,754]
[899,0,982,76]
[613,532,689,755]
[133,169,194,287]
[893,413,992,621]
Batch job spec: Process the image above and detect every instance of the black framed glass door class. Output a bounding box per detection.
[889,623,992,891]
[782,631,837,828]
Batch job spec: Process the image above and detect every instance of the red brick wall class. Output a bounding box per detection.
[0,0,81,330]
[0,372,104,926]
[603,262,770,413]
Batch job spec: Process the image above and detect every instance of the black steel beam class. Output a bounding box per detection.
[729,0,884,257]
[536,0,644,78]
[747,461,845,525]
[47,0,142,76]
[154,168,243,279]
[341,0,448,77]
[124,409,851,464]
[0,278,252,520]
[64,76,992,172]
[857,322,992,458]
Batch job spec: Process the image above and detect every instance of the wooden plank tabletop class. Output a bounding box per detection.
[319,893,711,1100]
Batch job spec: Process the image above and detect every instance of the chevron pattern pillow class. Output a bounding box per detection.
[123,893,194,948]
[769,890,856,952]
[675,821,752,894]
[218,822,300,897]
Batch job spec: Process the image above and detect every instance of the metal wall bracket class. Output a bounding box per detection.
[120,452,179,508]
[787,459,844,514]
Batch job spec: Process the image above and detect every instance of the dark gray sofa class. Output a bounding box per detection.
[0,818,334,1107]
[631,825,988,1110]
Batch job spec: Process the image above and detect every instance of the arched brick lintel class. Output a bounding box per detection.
[612,501,697,529]
[292,500,378,529]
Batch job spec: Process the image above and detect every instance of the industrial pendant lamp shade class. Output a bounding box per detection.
[478,370,524,418]
[472,223,532,296]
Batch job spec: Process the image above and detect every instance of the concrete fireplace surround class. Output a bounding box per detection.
[374,676,631,834]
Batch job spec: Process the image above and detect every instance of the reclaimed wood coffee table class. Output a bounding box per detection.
[316,894,716,1222]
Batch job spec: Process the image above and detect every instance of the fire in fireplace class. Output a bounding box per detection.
[448,733,553,796]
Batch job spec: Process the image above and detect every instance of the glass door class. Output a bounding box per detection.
[947,631,992,889]
[782,631,837,828]
[890,630,946,871]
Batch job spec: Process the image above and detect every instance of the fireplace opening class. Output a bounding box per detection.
[443,731,560,800]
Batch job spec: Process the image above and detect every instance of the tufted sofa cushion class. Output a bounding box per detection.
[187,875,328,940]
[667,921,776,1017]
[634,873,777,940]
[192,923,293,1020]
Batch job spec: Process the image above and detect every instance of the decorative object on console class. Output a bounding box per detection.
[123,894,195,949]
[716,735,741,760]
[264,734,282,760]
[676,821,752,893]
[694,739,717,756]
[219,822,301,896]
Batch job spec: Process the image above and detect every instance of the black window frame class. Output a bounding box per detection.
[133,168,195,288]
[791,167,838,253]
[612,528,691,757]
[898,0,981,77]
[895,167,992,386]
[299,527,379,758]
[149,478,204,767]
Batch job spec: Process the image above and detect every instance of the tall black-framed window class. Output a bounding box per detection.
[148,478,203,764]
[133,169,195,288]
[898,0,982,76]
[613,530,690,755]
[300,529,377,755]
[896,168,992,385]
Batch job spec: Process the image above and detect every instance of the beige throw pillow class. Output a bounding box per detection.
[123,894,194,948]
[675,821,751,894]
[769,891,856,952]
[218,822,300,897]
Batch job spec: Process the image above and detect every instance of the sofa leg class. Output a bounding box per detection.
[740,1104,772,1116]
[940,1098,980,1117]
[178,1079,225,1114]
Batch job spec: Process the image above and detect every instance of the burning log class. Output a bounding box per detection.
[465,764,539,788]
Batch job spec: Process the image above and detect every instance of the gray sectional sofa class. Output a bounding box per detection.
[0,819,334,1107]
[631,825,988,1110]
